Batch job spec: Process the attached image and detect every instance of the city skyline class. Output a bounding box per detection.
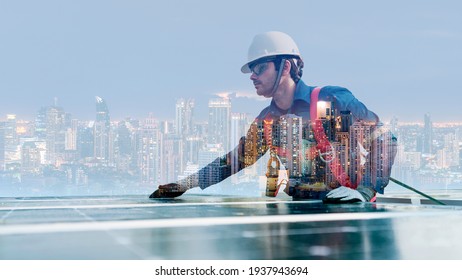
[1,93,461,197]
[1,1,462,122]
[1,95,461,126]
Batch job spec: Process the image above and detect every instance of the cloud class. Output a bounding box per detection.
[213,91,266,101]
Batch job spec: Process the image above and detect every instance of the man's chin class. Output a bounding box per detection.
[257,91,272,98]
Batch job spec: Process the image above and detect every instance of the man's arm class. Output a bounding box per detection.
[150,119,269,198]
[324,87,398,202]
[340,87,398,193]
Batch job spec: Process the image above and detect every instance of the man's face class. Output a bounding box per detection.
[250,61,277,98]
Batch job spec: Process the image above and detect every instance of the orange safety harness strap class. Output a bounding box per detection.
[310,87,361,189]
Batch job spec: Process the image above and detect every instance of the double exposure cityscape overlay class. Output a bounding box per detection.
[1,96,461,197]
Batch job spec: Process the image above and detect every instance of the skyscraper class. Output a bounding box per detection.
[21,141,45,174]
[442,133,459,168]
[0,122,5,171]
[390,116,398,135]
[185,135,203,165]
[371,124,396,187]
[4,115,18,148]
[94,96,111,163]
[230,113,248,175]
[117,119,134,157]
[244,119,269,170]
[35,108,47,140]
[138,114,162,185]
[422,113,433,155]
[3,115,20,168]
[65,119,78,151]
[42,106,66,166]
[78,123,94,159]
[208,98,231,150]
[198,144,231,187]
[349,121,373,187]
[275,114,303,177]
[175,98,194,136]
[175,99,195,175]
[160,134,183,184]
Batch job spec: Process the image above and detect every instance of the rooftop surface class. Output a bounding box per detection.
[1,194,462,259]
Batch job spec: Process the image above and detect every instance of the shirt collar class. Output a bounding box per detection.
[268,80,311,115]
[293,80,311,102]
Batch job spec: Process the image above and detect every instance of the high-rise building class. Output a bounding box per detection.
[21,141,45,174]
[175,98,194,136]
[422,113,433,155]
[208,98,231,150]
[3,115,20,168]
[390,116,398,135]
[175,99,195,175]
[4,115,18,144]
[16,120,34,138]
[230,113,248,175]
[349,121,373,187]
[442,133,459,168]
[198,144,231,187]
[371,124,396,187]
[78,123,94,159]
[160,120,174,135]
[115,119,137,173]
[275,114,303,177]
[403,151,421,170]
[328,131,350,186]
[436,149,447,169]
[160,134,183,184]
[35,108,47,140]
[244,119,269,170]
[41,106,66,166]
[138,114,162,185]
[340,111,353,133]
[117,119,134,157]
[0,122,5,171]
[65,119,78,151]
[94,96,111,163]
[185,135,203,165]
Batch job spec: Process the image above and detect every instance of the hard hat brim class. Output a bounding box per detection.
[241,54,300,74]
[240,55,280,74]
[241,63,252,74]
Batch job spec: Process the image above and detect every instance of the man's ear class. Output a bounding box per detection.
[282,59,291,75]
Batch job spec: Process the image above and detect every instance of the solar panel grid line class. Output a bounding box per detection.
[0,210,454,236]
[0,200,318,211]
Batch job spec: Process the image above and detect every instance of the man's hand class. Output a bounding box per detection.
[323,186,366,204]
[149,183,188,199]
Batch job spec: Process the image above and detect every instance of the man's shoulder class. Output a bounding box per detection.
[321,85,353,97]
[255,105,272,120]
[294,80,312,101]
[318,86,356,106]
[296,81,353,100]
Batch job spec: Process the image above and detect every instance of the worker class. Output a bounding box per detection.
[150,31,397,203]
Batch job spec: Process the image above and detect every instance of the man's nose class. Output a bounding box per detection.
[250,72,257,80]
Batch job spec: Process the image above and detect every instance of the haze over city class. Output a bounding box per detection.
[1,0,461,122]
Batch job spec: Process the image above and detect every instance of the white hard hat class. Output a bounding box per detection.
[241,31,301,73]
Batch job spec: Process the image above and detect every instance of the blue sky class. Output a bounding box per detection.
[1,0,461,122]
